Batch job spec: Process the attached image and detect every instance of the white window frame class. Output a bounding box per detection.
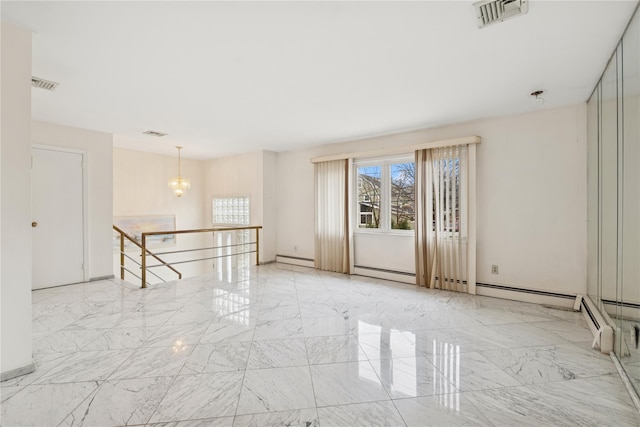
[354,154,415,235]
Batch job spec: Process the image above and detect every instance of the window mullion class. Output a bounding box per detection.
[382,162,391,232]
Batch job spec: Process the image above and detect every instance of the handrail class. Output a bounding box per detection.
[142,225,261,236]
[141,225,262,288]
[113,225,182,283]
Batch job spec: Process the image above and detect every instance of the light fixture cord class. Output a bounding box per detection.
[176,146,183,178]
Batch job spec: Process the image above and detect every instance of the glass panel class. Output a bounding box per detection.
[390,162,415,230]
[600,51,618,317]
[212,196,250,225]
[357,165,381,228]
[621,10,640,396]
[431,154,464,235]
[587,86,600,303]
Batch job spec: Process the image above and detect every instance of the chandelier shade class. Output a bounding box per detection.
[168,146,190,197]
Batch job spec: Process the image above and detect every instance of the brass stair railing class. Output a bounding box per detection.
[115,225,262,288]
[140,225,261,288]
[113,225,182,286]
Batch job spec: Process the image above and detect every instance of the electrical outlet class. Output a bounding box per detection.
[491,265,499,274]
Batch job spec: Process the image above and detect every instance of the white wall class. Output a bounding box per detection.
[1,21,34,378]
[354,233,414,274]
[276,149,316,259]
[277,104,588,296]
[203,150,277,263]
[113,147,206,283]
[262,151,278,262]
[32,121,114,280]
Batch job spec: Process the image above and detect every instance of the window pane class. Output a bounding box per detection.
[390,162,415,230]
[433,156,461,233]
[212,196,250,225]
[357,165,381,228]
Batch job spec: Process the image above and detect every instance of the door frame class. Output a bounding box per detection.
[32,144,89,283]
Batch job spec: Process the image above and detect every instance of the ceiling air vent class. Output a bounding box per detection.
[31,76,59,91]
[474,0,528,28]
[142,130,168,137]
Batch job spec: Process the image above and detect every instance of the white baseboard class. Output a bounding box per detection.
[476,283,575,309]
[353,266,415,285]
[1,362,35,382]
[275,255,315,268]
[90,274,115,281]
[602,300,640,322]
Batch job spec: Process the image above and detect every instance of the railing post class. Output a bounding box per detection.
[120,232,125,280]
[141,233,147,288]
[256,227,260,266]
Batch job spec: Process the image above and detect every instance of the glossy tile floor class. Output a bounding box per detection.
[618,318,640,396]
[2,263,640,426]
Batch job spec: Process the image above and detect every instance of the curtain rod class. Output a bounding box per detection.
[310,135,481,164]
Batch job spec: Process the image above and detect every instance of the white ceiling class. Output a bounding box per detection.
[2,1,637,159]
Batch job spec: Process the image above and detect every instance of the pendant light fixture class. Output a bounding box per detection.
[168,146,190,197]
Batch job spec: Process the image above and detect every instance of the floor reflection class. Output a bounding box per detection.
[431,341,460,411]
[11,264,637,426]
[212,288,251,326]
[357,320,461,407]
[617,317,640,396]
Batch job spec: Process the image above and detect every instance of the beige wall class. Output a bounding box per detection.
[113,147,206,282]
[32,121,114,280]
[1,22,33,378]
[262,151,278,263]
[277,104,588,296]
[112,147,278,281]
[203,150,278,263]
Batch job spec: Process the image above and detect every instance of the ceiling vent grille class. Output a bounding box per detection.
[31,76,59,91]
[474,0,528,28]
[142,130,168,137]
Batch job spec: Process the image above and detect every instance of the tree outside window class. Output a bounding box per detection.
[357,165,381,228]
[390,162,415,230]
[356,159,415,232]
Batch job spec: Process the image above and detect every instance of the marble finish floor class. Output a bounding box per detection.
[617,318,640,396]
[2,263,639,426]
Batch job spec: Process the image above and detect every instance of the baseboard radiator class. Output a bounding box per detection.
[273,260,616,357]
[575,295,614,354]
[275,255,314,268]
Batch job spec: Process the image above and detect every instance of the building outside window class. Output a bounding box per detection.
[355,157,415,231]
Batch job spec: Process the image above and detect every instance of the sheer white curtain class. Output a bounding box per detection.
[415,145,468,291]
[315,159,351,273]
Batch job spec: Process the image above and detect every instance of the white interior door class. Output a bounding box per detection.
[32,147,85,289]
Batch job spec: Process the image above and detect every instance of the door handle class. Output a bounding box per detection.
[32,221,38,228]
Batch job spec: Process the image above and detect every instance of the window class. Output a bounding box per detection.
[390,162,415,230]
[212,196,251,270]
[355,157,415,232]
[212,196,250,226]
[357,165,381,228]
[432,154,466,236]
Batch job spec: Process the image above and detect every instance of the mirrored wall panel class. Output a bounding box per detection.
[620,7,640,394]
[588,5,640,396]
